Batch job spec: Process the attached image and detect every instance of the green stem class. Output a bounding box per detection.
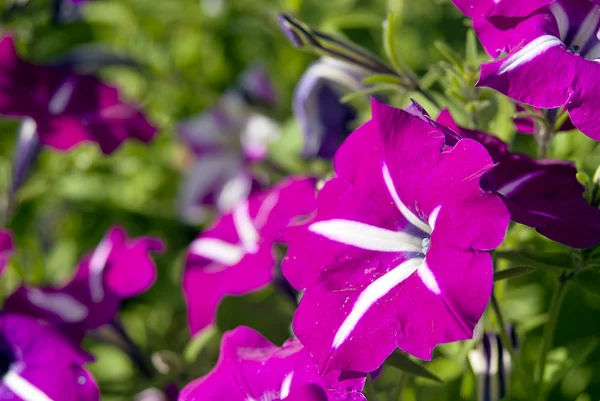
[490,294,536,398]
[391,372,410,401]
[535,274,569,400]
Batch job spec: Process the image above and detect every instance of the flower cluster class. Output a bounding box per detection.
[3,0,600,399]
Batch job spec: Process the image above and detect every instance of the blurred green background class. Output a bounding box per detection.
[1,0,599,400]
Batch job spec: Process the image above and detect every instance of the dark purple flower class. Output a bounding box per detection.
[282,99,510,373]
[4,227,165,342]
[294,58,370,159]
[178,326,366,401]
[0,313,99,401]
[183,177,316,334]
[238,66,278,107]
[452,0,600,141]
[438,110,600,248]
[468,326,519,401]
[177,90,280,224]
[0,35,157,154]
[0,231,14,276]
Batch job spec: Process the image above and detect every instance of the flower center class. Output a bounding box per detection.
[0,334,15,379]
[551,3,600,60]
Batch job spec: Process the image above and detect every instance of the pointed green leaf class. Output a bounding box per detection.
[494,251,573,271]
[385,350,443,383]
[434,40,463,72]
[494,266,536,281]
[183,325,218,363]
[363,74,404,85]
[465,29,479,69]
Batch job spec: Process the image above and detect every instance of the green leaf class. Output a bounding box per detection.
[433,40,463,72]
[363,74,403,86]
[465,29,479,69]
[543,338,598,391]
[494,266,536,281]
[571,270,600,298]
[494,250,573,271]
[385,350,443,383]
[183,326,218,364]
[382,12,403,74]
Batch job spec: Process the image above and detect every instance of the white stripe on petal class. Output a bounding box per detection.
[585,41,600,60]
[216,173,252,213]
[550,3,569,42]
[26,289,88,322]
[3,371,54,401]
[233,202,260,253]
[382,164,431,234]
[254,192,280,230]
[332,257,423,349]
[189,238,245,266]
[309,219,423,253]
[499,35,563,74]
[89,236,113,303]
[417,261,441,295]
[280,372,294,399]
[496,171,544,196]
[428,206,442,231]
[571,6,600,53]
[48,80,75,115]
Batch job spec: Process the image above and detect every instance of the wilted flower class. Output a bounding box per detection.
[183,177,316,334]
[468,326,519,401]
[5,227,165,341]
[177,72,280,224]
[452,0,600,140]
[438,110,600,248]
[0,35,157,154]
[0,230,14,275]
[178,326,366,401]
[294,57,370,158]
[283,99,510,373]
[0,313,99,401]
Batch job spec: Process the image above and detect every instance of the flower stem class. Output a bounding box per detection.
[535,274,570,400]
[490,294,536,398]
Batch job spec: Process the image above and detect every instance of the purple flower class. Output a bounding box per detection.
[0,231,14,276]
[0,35,157,154]
[0,313,99,401]
[294,58,370,159]
[10,118,42,199]
[177,89,280,224]
[468,326,519,401]
[183,177,316,334]
[178,326,366,401]
[438,110,600,248]
[282,99,510,373]
[5,227,165,342]
[452,0,600,141]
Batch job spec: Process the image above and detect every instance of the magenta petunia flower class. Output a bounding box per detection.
[452,0,600,140]
[438,110,600,248]
[0,313,99,401]
[177,77,280,224]
[4,227,164,342]
[183,177,316,334]
[0,35,157,154]
[178,326,366,401]
[282,99,510,373]
[0,230,14,276]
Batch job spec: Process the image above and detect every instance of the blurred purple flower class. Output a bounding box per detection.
[452,0,600,141]
[0,313,99,401]
[438,110,600,248]
[183,177,316,334]
[0,35,157,154]
[468,326,519,401]
[178,326,366,401]
[283,99,509,373]
[4,226,165,342]
[9,118,42,200]
[294,58,371,158]
[177,84,280,224]
[0,231,14,276]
